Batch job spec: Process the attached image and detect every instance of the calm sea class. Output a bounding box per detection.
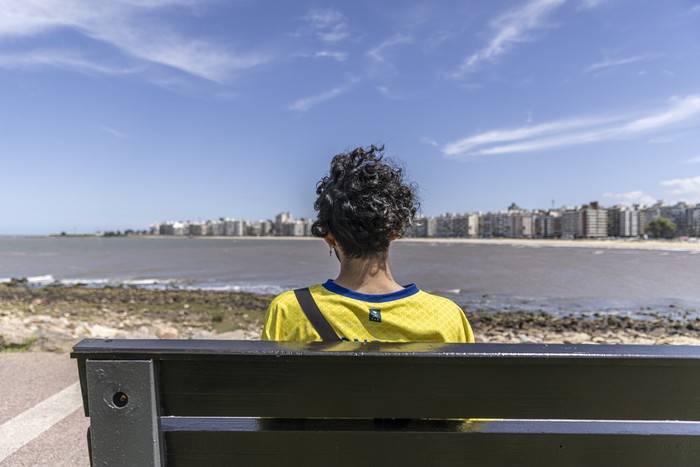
[2,236,699,318]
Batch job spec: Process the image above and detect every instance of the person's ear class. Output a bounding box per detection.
[324,232,336,248]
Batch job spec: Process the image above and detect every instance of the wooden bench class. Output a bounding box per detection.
[71,339,700,466]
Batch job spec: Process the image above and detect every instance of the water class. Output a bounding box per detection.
[1,236,699,318]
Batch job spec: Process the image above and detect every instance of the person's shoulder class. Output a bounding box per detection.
[269,285,326,310]
[415,289,461,309]
[269,289,298,308]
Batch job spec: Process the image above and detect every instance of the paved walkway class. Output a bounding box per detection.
[0,353,89,466]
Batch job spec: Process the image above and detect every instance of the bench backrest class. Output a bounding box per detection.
[72,339,700,466]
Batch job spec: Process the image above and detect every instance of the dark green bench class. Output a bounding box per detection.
[71,339,700,466]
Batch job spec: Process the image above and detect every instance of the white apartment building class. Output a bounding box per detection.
[508,212,534,238]
[561,208,583,239]
[208,220,225,236]
[223,219,247,236]
[608,206,641,237]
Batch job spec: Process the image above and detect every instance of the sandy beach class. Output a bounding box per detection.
[2,282,700,352]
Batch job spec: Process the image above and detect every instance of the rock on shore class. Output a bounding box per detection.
[1,283,699,352]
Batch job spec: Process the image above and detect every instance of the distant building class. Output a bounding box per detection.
[480,212,510,237]
[208,220,225,236]
[687,206,700,237]
[535,211,561,238]
[408,217,437,237]
[561,208,582,239]
[661,202,689,236]
[581,202,607,238]
[223,219,246,236]
[608,206,641,238]
[189,222,208,236]
[275,212,293,236]
[507,205,534,238]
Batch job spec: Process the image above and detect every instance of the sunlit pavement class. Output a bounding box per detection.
[0,353,89,466]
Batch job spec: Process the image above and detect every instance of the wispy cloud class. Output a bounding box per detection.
[100,126,127,139]
[314,51,348,62]
[303,9,350,43]
[661,176,700,201]
[602,190,656,206]
[682,156,700,164]
[449,0,565,77]
[367,34,412,64]
[0,50,139,75]
[443,94,700,158]
[691,5,700,13]
[0,0,268,83]
[420,137,439,147]
[289,82,354,112]
[584,55,650,73]
[376,86,408,100]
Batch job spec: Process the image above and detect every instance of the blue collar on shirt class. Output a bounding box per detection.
[321,279,419,303]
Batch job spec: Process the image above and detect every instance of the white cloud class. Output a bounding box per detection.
[420,137,439,147]
[660,176,700,201]
[584,55,649,73]
[303,9,349,43]
[443,115,621,156]
[602,191,656,206]
[100,126,127,139]
[314,51,347,62]
[367,34,412,64]
[0,50,139,75]
[682,156,700,164]
[0,0,268,83]
[289,83,353,112]
[691,5,700,13]
[443,94,700,158]
[449,0,565,77]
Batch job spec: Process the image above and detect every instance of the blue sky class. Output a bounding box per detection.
[1,0,700,235]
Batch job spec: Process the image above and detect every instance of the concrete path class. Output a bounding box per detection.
[0,353,89,466]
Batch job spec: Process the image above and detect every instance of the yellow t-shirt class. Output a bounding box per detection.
[261,280,474,343]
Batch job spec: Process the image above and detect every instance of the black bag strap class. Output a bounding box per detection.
[294,287,339,341]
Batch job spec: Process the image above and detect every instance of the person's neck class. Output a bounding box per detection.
[333,253,404,294]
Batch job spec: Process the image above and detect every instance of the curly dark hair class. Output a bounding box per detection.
[311,145,419,258]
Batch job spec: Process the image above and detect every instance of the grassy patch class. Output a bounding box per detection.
[0,337,37,352]
[210,309,266,333]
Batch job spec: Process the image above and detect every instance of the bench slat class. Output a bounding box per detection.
[163,428,700,466]
[157,356,700,420]
[72,340,700,421]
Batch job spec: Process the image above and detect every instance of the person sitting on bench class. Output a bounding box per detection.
[262,145,474,343]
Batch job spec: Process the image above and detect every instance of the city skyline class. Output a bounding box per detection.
[1,1,700,235]
[147,197,699,241]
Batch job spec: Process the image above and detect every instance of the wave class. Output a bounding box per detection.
[54,276,286,295]
[28,275,55,284]
[190,284,287,295]
[59,277,181,289]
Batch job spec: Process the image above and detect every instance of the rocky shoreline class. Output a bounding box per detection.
[1,282,699,352]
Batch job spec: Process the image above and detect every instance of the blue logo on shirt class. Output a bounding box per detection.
[369,309,382,323]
